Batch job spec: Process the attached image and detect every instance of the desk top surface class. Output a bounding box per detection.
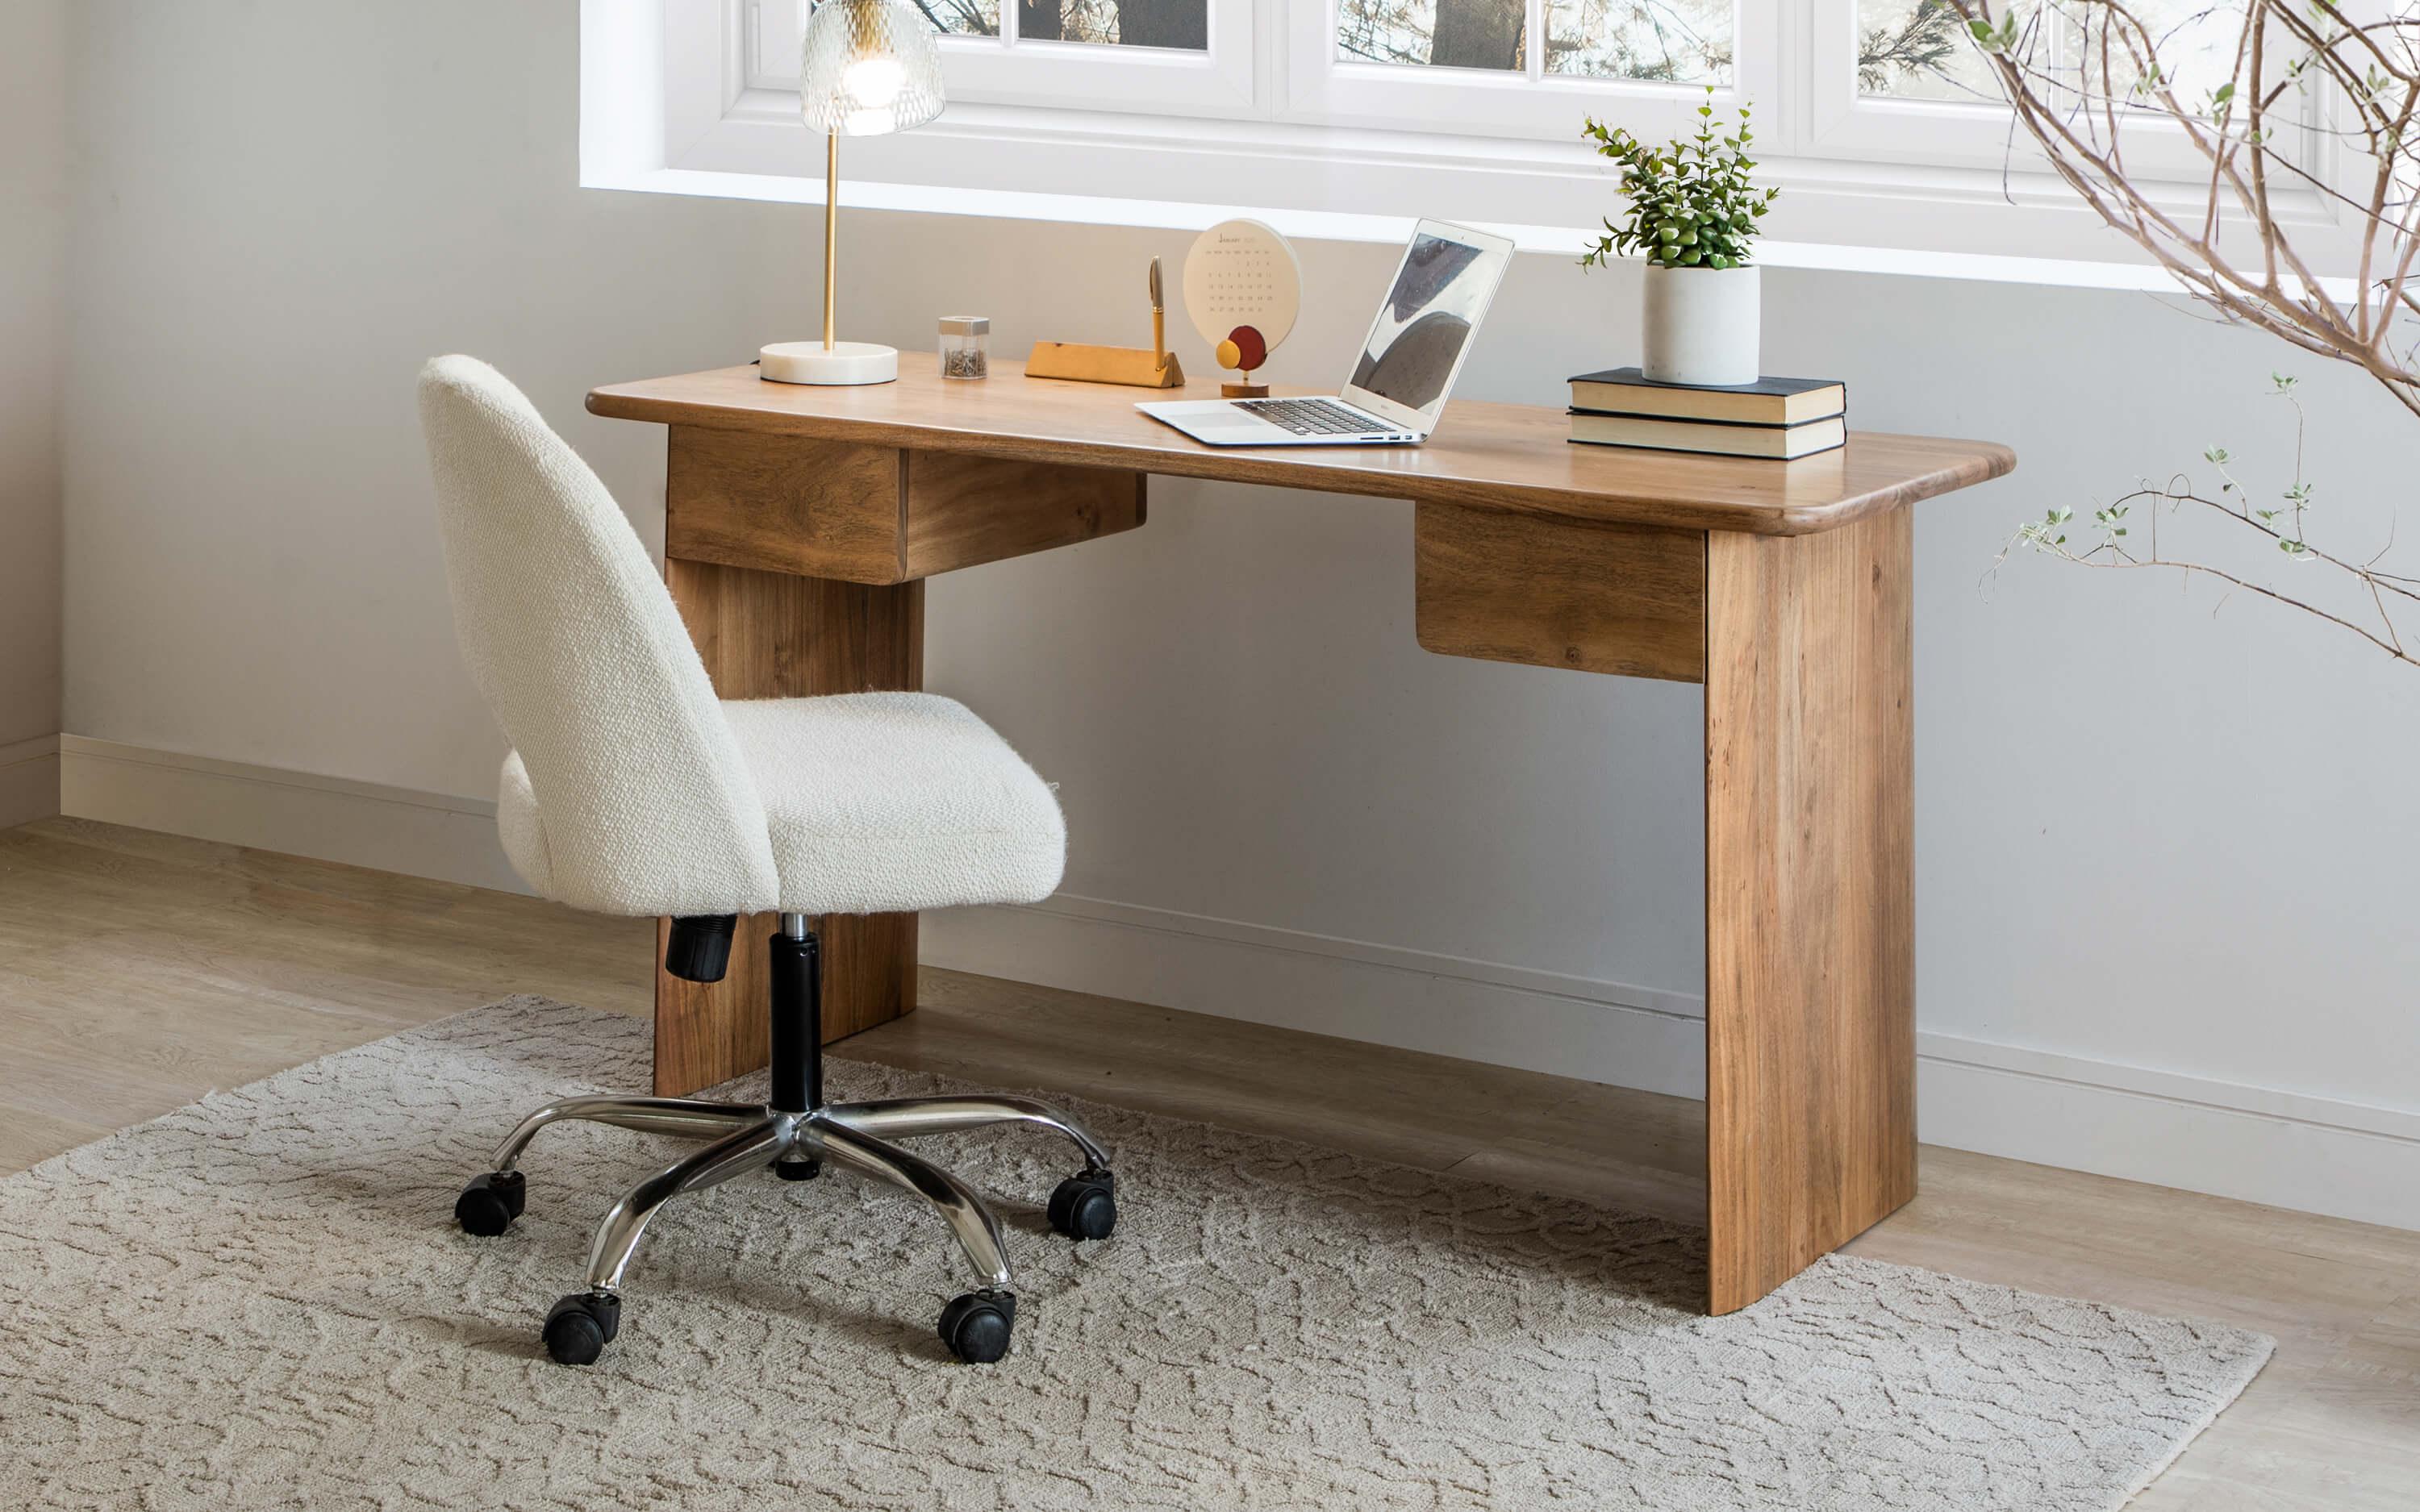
[590,359,2015,537]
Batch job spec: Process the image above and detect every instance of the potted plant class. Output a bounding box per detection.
[1582,90,1779,387]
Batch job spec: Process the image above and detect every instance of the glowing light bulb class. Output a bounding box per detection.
[844,56,904,109]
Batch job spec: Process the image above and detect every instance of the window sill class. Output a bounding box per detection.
[584,4,2355,295]
[582,151,2279,298]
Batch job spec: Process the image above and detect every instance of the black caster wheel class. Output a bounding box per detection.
[938,1290,1016,1364]
[774,1158,823,1182]
[543,1291,622,1367]
[1047,1170,1116,1241]
[454,1171,526,1237]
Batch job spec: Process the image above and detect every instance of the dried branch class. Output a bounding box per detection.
[1947,0,2420,417]
[1949,0,2420,668]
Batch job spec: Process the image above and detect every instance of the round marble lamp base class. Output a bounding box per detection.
[759,340,899,385]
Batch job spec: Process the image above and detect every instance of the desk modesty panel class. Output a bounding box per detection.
[590,358,2016,1315]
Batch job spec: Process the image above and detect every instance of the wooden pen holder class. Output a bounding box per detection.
[1026,342,1185,389]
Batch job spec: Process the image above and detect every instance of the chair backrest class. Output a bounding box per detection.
[416,355,778,915]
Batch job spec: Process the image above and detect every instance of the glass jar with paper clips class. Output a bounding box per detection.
[937,316,990,381]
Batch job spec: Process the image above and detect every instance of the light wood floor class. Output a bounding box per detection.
[1,815,2411,1507]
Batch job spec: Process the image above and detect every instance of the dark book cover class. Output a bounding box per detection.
[1567,369,1847,427]
[1567,367,1842,398]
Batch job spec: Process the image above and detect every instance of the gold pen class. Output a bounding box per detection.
[1150,257,1169,373]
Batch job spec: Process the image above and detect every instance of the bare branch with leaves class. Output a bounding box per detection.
[1999,373,2419,668]
[1946,0,2420,669]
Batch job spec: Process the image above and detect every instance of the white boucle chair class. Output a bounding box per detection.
[418,355,1115,1368]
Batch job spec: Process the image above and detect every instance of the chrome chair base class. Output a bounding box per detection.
[453,916,1116,1367]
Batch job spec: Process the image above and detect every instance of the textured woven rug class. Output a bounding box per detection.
[0,997,2268,1511]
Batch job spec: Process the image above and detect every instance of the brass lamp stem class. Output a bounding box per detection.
[822,134,839,352]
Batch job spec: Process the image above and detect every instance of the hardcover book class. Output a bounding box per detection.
[1567,368,1846,427]
[1567,409,1847,460]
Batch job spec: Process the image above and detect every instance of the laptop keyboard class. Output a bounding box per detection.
[1234,398,1384,435]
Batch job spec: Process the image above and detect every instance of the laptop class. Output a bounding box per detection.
[1137,219,1515,448]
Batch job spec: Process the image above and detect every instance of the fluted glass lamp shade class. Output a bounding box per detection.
[799,0,945,137]
[761,0,947,385]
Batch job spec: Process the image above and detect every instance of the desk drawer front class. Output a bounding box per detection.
[666,427,1145,585]
[1414,503,1706,683]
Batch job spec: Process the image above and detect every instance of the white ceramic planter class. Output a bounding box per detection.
[1641,264,1761,386]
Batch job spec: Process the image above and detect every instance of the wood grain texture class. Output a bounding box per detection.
[1024,341,1185,388]
[666,428,903,582]
[903,451,1145,579]
[1703,506,1918,1314]
[655,558,925,1098]
[590,361,2014,539]
[666,426,1146,585]
[1413,502,1706,681]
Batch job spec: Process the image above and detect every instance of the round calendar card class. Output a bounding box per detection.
[1183,219,1302,356]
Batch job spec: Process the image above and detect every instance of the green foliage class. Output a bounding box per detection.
[2025,377,2329,569]
[2018,506,2075,549]
[1858,0,1962,93]
[1579,88,1779,273]
[1967,7,2018,54]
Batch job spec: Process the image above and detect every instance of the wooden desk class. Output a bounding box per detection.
[589,359,2016,1314]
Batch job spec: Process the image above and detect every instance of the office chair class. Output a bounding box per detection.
[416,356,1115,1366]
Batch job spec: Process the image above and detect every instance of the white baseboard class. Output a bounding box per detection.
[1913,1049,2420,1233]
[58,735,526,894]
[0,734,62,830]
[924,893,1715,1098]
[52,735,2420,1232]
[928,893,2420,1233]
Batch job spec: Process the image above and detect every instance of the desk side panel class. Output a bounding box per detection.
[1704,506,1917,1313]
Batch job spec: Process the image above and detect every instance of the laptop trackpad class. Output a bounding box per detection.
[1139,402,1271,444]
[1191,421,1278,444]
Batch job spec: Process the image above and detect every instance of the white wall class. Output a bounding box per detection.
[55,2,2420,1227]
[0,0,69,823]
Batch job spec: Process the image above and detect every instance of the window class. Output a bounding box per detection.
[1333,0,1734,81]
[1854,0,1988,102]
[585,0,2352,272]
[761,0,1214,52]
[746,0,1250,115]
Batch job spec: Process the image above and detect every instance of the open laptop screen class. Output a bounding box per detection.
[1345,227,1508,418]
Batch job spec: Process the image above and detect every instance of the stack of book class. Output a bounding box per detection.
[1567,368,1847,459]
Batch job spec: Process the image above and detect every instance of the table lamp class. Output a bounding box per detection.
[761,0,945,385]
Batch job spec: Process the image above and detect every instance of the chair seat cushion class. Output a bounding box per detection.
[496,692,1066,918]
[720,693,1066,917]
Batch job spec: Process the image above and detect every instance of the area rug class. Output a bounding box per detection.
[0,997,2269,1511]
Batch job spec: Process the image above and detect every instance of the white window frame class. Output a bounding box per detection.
[1284,0,1782,146]
[1802,0,2330,185]
[749,0,1260,118]
[586,0,2368,278]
